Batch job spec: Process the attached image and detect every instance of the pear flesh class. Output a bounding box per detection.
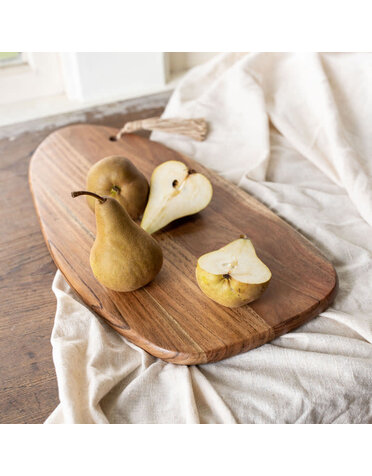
[73,192,163,292]
[141,160,213,234]
[196,238,271,308]
[87,155,149,220]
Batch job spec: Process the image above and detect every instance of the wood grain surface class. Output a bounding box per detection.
[29,124,338,365]
[0,92,169,423]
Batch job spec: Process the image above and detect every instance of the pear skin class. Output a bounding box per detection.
[72,191,163,292]
[87,156,149,219]
[196,264,270,308]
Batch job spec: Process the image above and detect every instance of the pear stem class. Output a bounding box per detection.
[71,191,107,203]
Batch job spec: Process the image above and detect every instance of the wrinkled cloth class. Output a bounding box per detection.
[46,53,372,424]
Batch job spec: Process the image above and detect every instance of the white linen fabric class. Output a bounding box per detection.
[46,53,372,424]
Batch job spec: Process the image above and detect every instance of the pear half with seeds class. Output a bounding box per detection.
[196,237,271,308]
[141,160,213,234]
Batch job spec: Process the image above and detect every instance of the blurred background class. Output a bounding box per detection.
[0,52,218,127]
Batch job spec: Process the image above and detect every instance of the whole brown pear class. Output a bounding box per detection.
[87,155,149,219]
[72,191,163,292]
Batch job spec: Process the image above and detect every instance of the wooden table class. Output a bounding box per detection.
[0,92,169,423]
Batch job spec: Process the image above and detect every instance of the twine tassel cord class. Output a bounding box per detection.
[115,117,208,141]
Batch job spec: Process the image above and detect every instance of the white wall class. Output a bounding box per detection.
[0,53,64,105]
[0,52,219,127]
[59,53,219,102]
[60,53,168,102]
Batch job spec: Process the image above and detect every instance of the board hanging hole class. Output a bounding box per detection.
[109,136,117,142]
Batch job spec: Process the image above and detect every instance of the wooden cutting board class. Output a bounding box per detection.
[29,124,338,365]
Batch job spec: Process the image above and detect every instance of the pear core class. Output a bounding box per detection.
[196,238,271,308]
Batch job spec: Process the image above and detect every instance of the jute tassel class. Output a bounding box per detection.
[115,117,208,141]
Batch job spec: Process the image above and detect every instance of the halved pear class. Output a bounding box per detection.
[196,237,271,308]
[141,160,213,234]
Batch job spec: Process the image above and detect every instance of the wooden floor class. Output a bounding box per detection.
[0,91,169,423]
